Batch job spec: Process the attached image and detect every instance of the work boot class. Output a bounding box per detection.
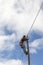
[25,51,28,55]
[23,49,28,55]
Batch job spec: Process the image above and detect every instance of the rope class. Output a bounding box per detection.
[27,8,41,36]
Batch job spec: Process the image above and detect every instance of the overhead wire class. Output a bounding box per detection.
[27,2,43,36]
[26,6,41,65]
[27,7,41,36]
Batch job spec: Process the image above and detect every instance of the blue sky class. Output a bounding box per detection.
[0,0,43,65]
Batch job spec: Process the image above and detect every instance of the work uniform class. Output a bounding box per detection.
[20,35,28,55]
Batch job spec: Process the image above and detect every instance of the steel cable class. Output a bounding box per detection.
[27,8,41,36]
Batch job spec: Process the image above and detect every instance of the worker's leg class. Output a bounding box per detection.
[23,42,28,55]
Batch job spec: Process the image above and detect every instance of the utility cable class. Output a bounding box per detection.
[26,7,41,65]
[27,8,41,36]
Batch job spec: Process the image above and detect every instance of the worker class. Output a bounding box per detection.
[20,35,28,47]
[19,35,29,55]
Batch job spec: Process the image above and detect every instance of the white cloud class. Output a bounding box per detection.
[0,33,16,51]
[0,0,43,54]
[0,0,43,36]
[30,38,43,54]
[30,48,37,54]
[0,59,23,65]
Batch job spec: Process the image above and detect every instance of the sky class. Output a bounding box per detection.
[0,0,43,65]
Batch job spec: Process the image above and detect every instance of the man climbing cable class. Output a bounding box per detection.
[19,35,29,55]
